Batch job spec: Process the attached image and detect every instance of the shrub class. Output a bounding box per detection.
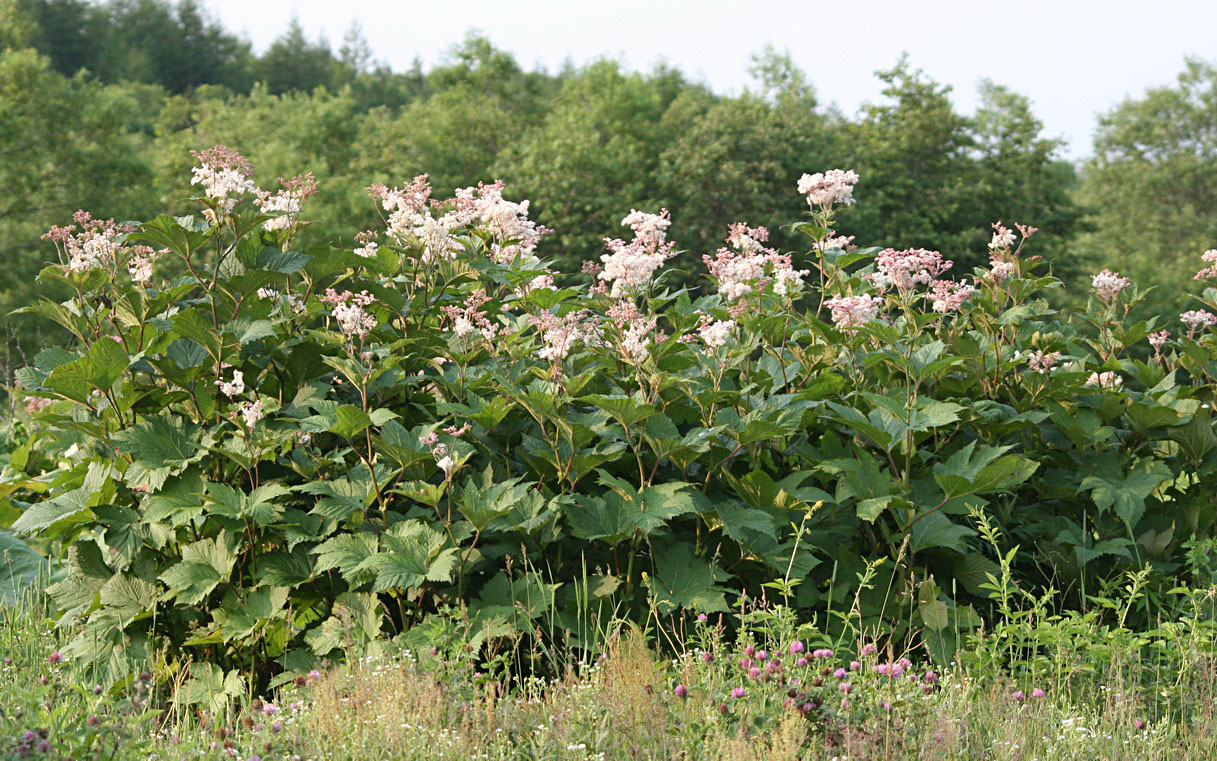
[5,148,1217,688]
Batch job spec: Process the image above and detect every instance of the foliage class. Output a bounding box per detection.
[2,148,1213,692]
[1077,57,1217,315]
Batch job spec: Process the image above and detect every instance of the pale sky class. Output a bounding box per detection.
[204,0,1217,160]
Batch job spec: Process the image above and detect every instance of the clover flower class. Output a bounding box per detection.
[730,686,746,699]
[1032,687,1046,698]
[674,684,688,698]
[789,641,805,655]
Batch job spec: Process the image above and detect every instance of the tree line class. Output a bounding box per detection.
[0,0,1210,367]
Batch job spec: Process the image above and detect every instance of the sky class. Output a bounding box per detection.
[203,0,1217,161]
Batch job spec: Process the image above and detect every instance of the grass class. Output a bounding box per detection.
[5,583,1217,761]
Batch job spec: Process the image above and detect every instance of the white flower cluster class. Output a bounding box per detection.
[354,240,379,259]
[598,210,673,298]
[256,287,305,314]
[704,224,808,302]
[797,169,859,209]
[1085,371,1123,389]
[258,190,303,232]
[989,225,1017,251]
[69,225,123,272]
[1091,269,1131,302]
[455,182,548,265]
[825,294,883,328]
[696,317,736,349]
[191,164,256,213]
[127,246,159,285]
[240,399,264,428]
[321,289,377,339]
[1181,309,1217,335]
[216,370,245,398]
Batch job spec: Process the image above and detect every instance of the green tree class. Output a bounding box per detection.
[0,49,153,370]
[495,60,677,273]
[255,17,339,95]
[1077,58,1217,312]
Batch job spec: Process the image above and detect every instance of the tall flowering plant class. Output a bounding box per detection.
[5,147,1215,693]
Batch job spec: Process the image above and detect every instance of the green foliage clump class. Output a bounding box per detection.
[3,149,1212,693]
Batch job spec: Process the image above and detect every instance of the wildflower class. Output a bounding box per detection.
[320,289,377,339]
[257,173,317,232]
[674,684,688,698]
[1181,310,1217,337]
[789,641,805,655]
[127,245,160,285]
[879,700,892,712]
[239,399,264,428]
[850,660,861,671]
[748,667,761,680]
[1149,329,1170,350]
[824,294,882,328]
[704,223,808,301]
[1031,688,1046,698]
[1134,719,1146,730]
[436,455,456,478]
[441,289,498,341]
[190,146,256,214]
[869,248,952,293]
[701,651,714,664]
[262,703,279,716]
[989,222,1017,250]
[87,716,99,726]
[839,682,852,694]
[812,648,834,659]
[271,721,282,732]
[46,652,61,665]
[923,671,938,684]
[308,669,321,680]
[216,370,245,398]
[928,279,976,313]
[798,169,859,209]
[730,686,746,699]
[1091,269,1130,302]
[861,643,878,656]
[598,209,674,297]
[1194,249,1217,280]
[42,211,132,273]
[1085,371,1122,389]
[1012,690,1025,701]
[833,668,847,679]
[695,315,736,349]
[795,657,808,667]
[989,259,1017,282]
[697,613,708,623]
[1026,350,1061,374]
[756,650,769,661]
[744,645,756,658]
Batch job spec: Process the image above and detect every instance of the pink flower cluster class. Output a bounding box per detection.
[530,309,598,363]
[825,294,882,328]
[1026,350,1061,374]
[868,248,953,293]
[1181,309,1217,335]
[607,300,662,364]
[1091,269,1131,302]
[320,289,377,339]
[440,289,498,341]
[797,169,859,209]
[42,211,134,274]
[928,280,976,314]
[1195,249,1217,280]
[598,209,674,297]
[703,223,808,301]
